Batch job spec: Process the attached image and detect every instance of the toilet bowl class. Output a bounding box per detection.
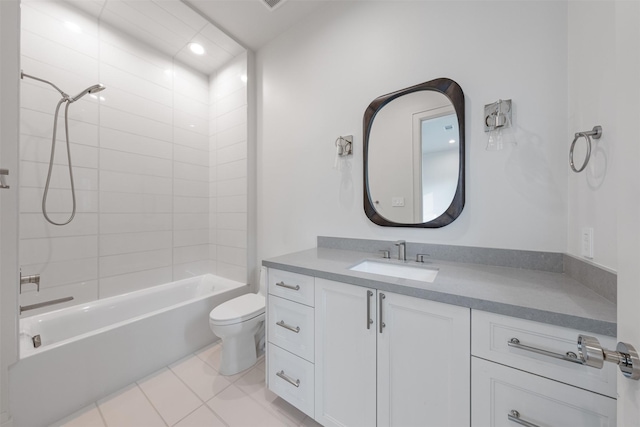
[209,268,267,376]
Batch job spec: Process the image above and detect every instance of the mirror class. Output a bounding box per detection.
[363,78,465,227]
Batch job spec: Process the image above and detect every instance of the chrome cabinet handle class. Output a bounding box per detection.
[276,370,300,388]
[276,320,300,333]
[366,290,373,329]
[508,338,584,365]
[379,293,386,333]
[508,410,540,427]
[275,281,300,291]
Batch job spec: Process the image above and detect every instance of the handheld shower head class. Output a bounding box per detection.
[69,84,106,102]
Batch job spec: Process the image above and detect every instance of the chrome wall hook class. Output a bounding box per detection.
[570,125,602,173]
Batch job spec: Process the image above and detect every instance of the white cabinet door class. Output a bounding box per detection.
[314,278,377,427]
[377,292,471,427]
[472,357,616,427]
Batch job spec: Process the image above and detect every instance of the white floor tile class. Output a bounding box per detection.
[299,416,323,427]
[207,385,294,427]
[97,383,166,427]
[50,403,106,427]
[170,354,232,402]
[196,342,256,383]
[174,405,227,427]
[235,367,306,426]
[137,368,202,426]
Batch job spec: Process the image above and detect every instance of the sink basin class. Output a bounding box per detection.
[349,260,438,283]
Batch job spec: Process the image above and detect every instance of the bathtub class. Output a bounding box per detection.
[9,274,248,427]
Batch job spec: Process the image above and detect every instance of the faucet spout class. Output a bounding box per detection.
[395,240,406,261]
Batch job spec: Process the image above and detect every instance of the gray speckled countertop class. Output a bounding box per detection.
[262,247,617,337]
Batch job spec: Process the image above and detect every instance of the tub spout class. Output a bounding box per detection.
[20,296,74,314]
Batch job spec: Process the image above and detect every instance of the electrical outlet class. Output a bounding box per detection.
[581,227,594,259]
[392,197,405,207]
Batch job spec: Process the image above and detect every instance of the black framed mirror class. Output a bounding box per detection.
[363,78,465,228]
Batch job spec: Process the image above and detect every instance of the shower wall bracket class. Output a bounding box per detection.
[0,169,9,189]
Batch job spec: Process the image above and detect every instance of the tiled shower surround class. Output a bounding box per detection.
[19,1,248,314]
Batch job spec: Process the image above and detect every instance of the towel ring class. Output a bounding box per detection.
[570,125,602,173]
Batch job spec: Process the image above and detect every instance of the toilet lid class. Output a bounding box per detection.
[209,293,265,326]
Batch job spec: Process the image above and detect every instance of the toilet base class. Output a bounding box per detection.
[218,322,263,376]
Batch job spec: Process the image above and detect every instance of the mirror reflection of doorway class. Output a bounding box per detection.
[412,109,459,223]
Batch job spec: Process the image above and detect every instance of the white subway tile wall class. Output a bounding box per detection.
[19,1,248,314]
[209,54,249,283]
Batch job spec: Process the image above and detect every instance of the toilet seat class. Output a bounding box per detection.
[209,293,265,326]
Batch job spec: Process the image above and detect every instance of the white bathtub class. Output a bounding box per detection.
[10,274,248,427]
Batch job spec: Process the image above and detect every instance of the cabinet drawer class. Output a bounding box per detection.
[268,269,314,307]
[268,295,314,362]
[472,310,617,397]
[267,343,314,418]
[472,357,616,427]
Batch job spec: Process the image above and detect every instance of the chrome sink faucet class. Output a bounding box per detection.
[395,240,406,261]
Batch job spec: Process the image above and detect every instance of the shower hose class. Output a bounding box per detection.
[43,97,76,226]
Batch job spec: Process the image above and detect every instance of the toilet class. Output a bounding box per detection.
[209,268,267,375]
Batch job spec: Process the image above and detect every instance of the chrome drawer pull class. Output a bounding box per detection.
[366,290,373,330]
[276,320,300,333]
[275,281,300,291]
[508,338,584,365]
[508,410,540,427]
[276,370,300,388]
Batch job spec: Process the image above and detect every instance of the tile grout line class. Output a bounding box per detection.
[135,381,170,427]
[164,350,234,427]
[234,365,302,427]
[95,401,109,427]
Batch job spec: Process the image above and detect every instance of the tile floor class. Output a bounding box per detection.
[51,342,322,427]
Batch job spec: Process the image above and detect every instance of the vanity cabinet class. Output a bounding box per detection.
[471,311,617,427]
[314,278,471,427]
[265,267,616,427]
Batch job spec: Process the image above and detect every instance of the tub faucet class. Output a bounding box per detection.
[395,240,406,261]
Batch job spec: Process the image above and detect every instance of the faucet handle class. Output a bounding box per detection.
[416,254,429,263]
[379,250,390,259]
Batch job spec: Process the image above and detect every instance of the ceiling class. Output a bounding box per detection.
[62,0,246,75]
[184,0,328,51]
[60,0,328,75]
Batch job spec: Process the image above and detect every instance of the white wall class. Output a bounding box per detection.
[567,2,617,271]
[257,1,569,261]
[209,53,249,283]
[19,1,213,313]
[612,1,640,421]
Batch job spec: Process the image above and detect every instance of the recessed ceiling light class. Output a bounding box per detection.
[189,43,205,55]
[449,139,456,144]
[64,21,82,33]
[240,74,248,83]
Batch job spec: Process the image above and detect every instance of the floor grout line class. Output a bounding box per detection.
[135,381,170,427]
[95,402,109,427]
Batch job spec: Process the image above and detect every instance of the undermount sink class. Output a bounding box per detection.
[349,260,439,283]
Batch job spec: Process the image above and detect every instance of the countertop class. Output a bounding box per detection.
[262,247,617,336]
